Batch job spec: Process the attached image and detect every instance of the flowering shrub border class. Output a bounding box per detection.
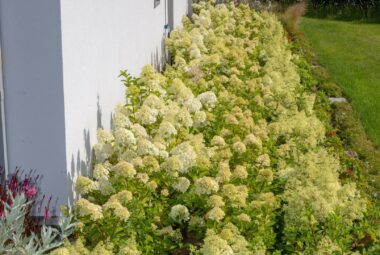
[57,2,370,254]
[291,25,380,253]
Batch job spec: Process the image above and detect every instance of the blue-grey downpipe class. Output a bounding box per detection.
[0,37,9,183]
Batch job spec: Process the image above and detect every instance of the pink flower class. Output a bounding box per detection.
[8,174,18,192]
[44,207,51,220]
[43,196,52,220]
[25,186,37,199]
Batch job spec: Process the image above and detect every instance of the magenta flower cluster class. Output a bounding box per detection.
[0,168,38,218]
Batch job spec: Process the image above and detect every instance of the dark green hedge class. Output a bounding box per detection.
[277,0,380,20]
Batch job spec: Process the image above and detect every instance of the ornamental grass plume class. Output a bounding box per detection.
[281,2,307,34]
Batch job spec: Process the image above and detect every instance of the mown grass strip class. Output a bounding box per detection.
[300,18,380,147]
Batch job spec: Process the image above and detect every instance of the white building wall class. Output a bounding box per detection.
[0,0,189,215]
[60,0,174,206]
[173,0,190,28]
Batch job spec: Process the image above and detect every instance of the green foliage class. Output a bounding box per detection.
[318,82,342,97]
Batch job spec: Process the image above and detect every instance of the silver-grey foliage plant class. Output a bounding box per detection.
[0,193,76,255]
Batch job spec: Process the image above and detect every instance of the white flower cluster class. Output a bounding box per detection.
[165,1,366,253]
[73,2,367,254]
[169,204,190,223]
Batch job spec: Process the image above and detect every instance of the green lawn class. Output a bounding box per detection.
[300,18,380,147]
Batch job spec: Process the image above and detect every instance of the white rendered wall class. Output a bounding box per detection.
[0,0,189,215]
[60,0,189,208]
[60,0,170,206]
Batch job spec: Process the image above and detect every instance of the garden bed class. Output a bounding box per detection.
[1,2,374,254]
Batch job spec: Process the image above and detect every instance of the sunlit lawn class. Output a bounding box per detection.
[300,18,380,147]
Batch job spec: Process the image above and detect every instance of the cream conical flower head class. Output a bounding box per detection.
[169,204,190,223]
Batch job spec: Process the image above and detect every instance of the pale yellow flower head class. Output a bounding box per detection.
[76,199,103,221]
[205,207,225,222]
[112,161,136,178]
[75,176,97,195]
[195,176,219,195]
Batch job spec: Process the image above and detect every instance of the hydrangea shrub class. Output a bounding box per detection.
[67,1,368,254]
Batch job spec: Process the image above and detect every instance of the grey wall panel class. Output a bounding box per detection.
[0,0,67,215]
